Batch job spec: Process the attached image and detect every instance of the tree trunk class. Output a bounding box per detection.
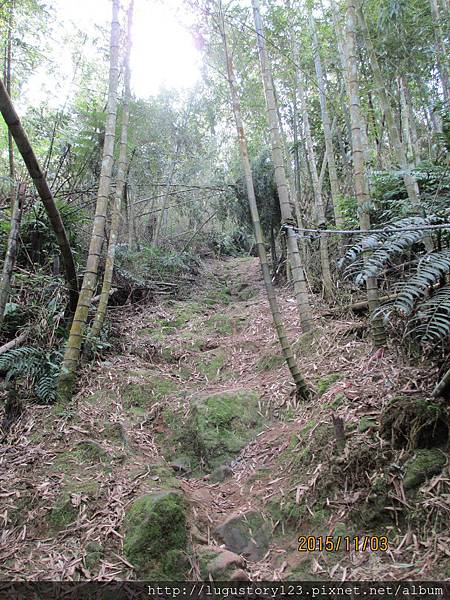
[356,5,423,213]
[58,0,121,401]
[296,66,334,300]
[432,365,450,399]
[5,2,14,181]
[309,11,343,229]
[0,183,24,327]
[402,78,421,165]
[91,0,133,339]
[126,183,137,250]
[330,0,371,163]
[430,0,449,102]
[0,78,79,313]
[251,0,313,333]
[399,77,416,166]
[153,146,179,246]
[217,1,310,400]
[275,82,307,265]
[346,0,386,348]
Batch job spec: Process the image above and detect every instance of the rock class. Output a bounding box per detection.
[171,389,263,472]
[123,490,188,578]
[170,459,190,474]
[403,448,447,490]
[191,524,208,544]
[214,511,270,560]
[195,545,244,579]
[350,474,391,527]
[229,569,250,581]
[238,287,257,301]
[207,548,244,577]
[210,465,233,483]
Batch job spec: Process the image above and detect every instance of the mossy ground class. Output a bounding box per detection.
[315,372,343,395]
[121,375,179,408]
[256,351,285,371]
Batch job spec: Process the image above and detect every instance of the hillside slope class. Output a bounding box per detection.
[0,257,448,581]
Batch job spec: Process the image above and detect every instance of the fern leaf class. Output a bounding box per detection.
[339,216,442,276]
[376,250,450,318]
[406,284,450,346]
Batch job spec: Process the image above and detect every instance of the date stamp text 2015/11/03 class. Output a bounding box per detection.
[298,535,389,553]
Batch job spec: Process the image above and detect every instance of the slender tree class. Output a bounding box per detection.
[432,366,450,399]
[251,0,313,333]
[296,65,333,300]
[5,1,14,182]
[330,0,371,163]
[153,141,180,246]
[217,1,310,400]
[0,183,24,327]
[346,0,386,347]
[0,78,79,313]
[91,0,134,338]
[308,11,343,229]
[126,183,137,251]
[429,0,449,103]
[399,77,417,166]
[356,5,424,213]
[58,0,121,400]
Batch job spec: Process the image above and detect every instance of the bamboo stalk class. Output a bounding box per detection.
[217,1,310,400]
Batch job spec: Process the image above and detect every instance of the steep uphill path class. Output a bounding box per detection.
[0,257,448,581]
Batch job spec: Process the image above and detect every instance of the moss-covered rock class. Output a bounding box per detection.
[195,349,228,381]
[351,474,392,528]
[403,449,447,490]
[48,479,100,530]
[380,396,448,450]
[101,422,128,444]
[205,314,234,335]
[75,440,110,463]
[293,330,319,355]
[266,496,306,527]
[163,389,263,472]
[214,511,270,560]
[123,491,188,579]
[195,545,244,580]
[286,559,316,581]
[236,284,257,301]
[48,492,78,529]
[210,465,233,483]
[328,392,345,409]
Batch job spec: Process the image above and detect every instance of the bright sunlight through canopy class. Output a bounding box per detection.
[25,0,201,105]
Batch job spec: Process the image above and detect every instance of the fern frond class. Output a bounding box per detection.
[376,250,450,318]
[0,347,42,380]
[0,346,61,403]
[35,375,57,403]
[339,216,441,276]
[406,284,450,346]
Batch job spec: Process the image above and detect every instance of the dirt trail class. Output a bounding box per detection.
[0,257,448,581]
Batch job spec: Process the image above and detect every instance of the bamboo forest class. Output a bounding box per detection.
[0,0,449,590]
